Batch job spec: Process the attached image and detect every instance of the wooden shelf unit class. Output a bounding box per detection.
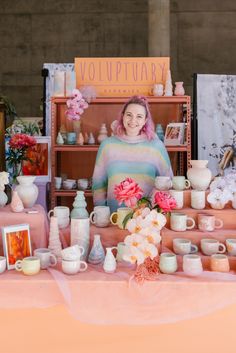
[50,96,191,209]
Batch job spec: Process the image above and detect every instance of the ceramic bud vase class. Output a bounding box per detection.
[88,132,95,145]
[97,123,108,144]
[0,190,8,207]
[103,247,117,273]
[15,176,39,208]
[10,190,24,212]
[174,82,185,96]
[88,234,105,265]
[187,160,212,191]
[56,132,64,145]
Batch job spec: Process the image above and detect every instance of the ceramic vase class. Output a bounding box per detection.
[10,190,24,212]
[103,247,117,273]
[187,160,212,191]
[174,82,185,96]
[153,84,164,96]
[164,70,173,96]
[70,218,90,261]
[71,191,89,219]
[97,123,108,144]
[77,132,84,145]
[88,132,95,145]
[0,190,8,207]
[88,234,105,265]
[56,132,64,145]
[48,216,62,258]
[15,176,39,208]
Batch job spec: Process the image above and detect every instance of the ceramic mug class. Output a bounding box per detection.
[170,213,195,232]
[155,176,172,191]
[34,248,57,269]
[173,238,198,255]
[61,259,88,275]
[226,239,236,256]
[172,176,191,191]
[110,207,132,229]
[67,132,76,145]
[15,256,40,275]
[54,177,62,190]
[0,256,6,274]
[61,244,85,261]
[210,254,230,272]
[183,254,203,276]
[63,179,76,190]
[201,239,226,256]
[191,190,206,210]
[169,190,184,209]
[77,178,89,190]
[198,214,223,232]
[159,253,178,274]
[90,206,111,227]
[48,206,70,229]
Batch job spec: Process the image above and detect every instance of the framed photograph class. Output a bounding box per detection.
[164,123,185,146]
[22,136,51,182]
[2,224,32,270]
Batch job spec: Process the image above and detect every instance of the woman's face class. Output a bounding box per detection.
[123,103,147,137]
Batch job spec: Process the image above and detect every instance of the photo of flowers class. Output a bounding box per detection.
[2,224,32,269]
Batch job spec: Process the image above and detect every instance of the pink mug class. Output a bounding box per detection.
[198,214,223,232]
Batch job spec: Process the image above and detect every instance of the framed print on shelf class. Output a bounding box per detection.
[164,123,185,146]
[1,224,32,270]
[22,136,51,182]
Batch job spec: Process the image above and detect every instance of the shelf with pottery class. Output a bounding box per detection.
[55,189,93,197]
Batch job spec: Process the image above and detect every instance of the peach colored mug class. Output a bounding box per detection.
[198,214,223,232]
[210,254,230,272]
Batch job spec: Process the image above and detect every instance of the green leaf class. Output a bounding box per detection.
[122,211,134,229]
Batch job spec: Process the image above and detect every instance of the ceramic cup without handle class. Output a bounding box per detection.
[173,238,198,255]
[0,256,6,274]
[172,176,191,191]
[159,253,178,274]
[210,254,230,272]
[67,132,76,145]
[191,190,206,210]
[155,176,172,191]
[61,259,88,275]
[54,177,62,190]
[169,190,184,209]
[48,206,70,229]
[201,239,226,256]
[90,206,111,227]
[15,256,40,276]
[198,214,223,232]
[183,254,203,277]
[226,239,236,256]
[110,207,132,230]
[61,244,85,261]
[33,248,57,269]
[170,213,195,232]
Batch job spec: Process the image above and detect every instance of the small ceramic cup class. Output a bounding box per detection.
[170,213,195,232]
[61,245,85,261]
[155,176,172,191]
[191,190,206,210]
[159,253,178,274]
[183,254,203,277]
[226,239,236,256]
[210,254,230,272]
[54,177,62,190]
[201,239,226,256]
[77,178,89,190]
[169,190,184,209]
[48,206,70,229]
[67,132,76,145]
[15,256,40,276]
[61,259,88,275]
[33,248,57,269]
[198,214,224,232]
[90,206,111,227]
[110,207,132,230]
[173,238,198,255]
[172,176,191,191]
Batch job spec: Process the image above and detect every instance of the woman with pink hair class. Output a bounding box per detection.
[92,95,172,212]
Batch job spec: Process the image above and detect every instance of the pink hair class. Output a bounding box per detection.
[115,96,156,140]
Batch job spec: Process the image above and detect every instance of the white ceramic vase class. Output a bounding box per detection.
[187,160,212,191]
[0,190,8,207]
[15,176,39,208]
[103,247,117,273]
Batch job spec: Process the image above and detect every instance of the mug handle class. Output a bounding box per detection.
[218,243,226,254]
[78,246,85,256]
[48,209,54,219]
[215,218,224,229]
[185,180,191,189]
[79,261,88,272]
[190,244,198,253]
[186,217,195,230]
[110,212,118,225]
[89,211,96,224]
[49,254,57,267]
[15,260,23,272]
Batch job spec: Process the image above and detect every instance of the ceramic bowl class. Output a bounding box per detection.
[77,178,89,190]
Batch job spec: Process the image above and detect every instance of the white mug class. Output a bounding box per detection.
[48,206,70,229]
[183,254,203,276]
[155,176,172,191]
[62,259,88,275]
[169,190,184,209]
[172,176,191,191]
[191,190,206,209]
[34,248,57,269]
[61,244,85,261]
[159,253,178,274]
[170,213,195,232]
[173,238,198,255]
[54,177,62,190]
[90,206,110,227]
[201,239,226,256]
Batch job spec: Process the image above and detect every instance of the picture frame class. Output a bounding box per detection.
[164,123,185,146]
[1,224,32,270]
[22,136,51,182]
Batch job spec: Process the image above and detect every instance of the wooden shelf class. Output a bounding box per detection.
[55,190,93,197]
[52,96,190,104]
[54,144,189,152]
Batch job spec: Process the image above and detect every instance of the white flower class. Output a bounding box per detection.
[140,209,166,230]
[126,217,143,234]
[124,233,144,247]
[133,207,150,219]
[123,245,145,265]
[139,241,158,260]
[209,177,226,191]
[139,227,161,245]
[207,187,233,205]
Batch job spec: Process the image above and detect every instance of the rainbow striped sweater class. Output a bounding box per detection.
[92,134,173,212]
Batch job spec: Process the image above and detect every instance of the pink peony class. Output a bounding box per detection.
[9,134,36,150]
[153,191,176,213]
[114,177,144,208]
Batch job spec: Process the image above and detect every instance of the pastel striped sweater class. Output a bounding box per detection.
[92,134,173,212]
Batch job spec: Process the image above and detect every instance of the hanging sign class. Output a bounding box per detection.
[74,57,169,97]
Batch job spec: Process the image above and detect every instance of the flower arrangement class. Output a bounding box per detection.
[66,89,89,121]
[6,133,37,181]
[0,171,9,191]
[113,178,176,271]
[207,172,236,209]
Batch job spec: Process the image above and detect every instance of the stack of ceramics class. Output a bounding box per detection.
[48,216,62,258]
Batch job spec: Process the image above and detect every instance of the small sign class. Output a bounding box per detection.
[74,57,170,97]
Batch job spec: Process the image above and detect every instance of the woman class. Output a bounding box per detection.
[92,95,173,212]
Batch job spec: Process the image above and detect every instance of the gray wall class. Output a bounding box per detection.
[171,0,236,95]
[0,0,148,117]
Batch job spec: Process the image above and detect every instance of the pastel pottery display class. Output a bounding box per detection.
[187,160,212,191]
[10,190,24,212]
[56,132,64,145]
[97,123,108,144]
[174,82,185,96]
[70,191,89,219]
[153,84,164,97]
[88,132,95,145]
[15,176,39,208]
[88,234,105,265]
[103,247,117,273]
[77,132,84,145]
[0,190,8,207]
[164,70,173,96]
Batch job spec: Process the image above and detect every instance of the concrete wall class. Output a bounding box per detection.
[170,0,236,95]
[0,0,148,116]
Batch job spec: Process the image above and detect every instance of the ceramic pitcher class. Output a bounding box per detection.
[103,247,117,273]
[187,160,212,191]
